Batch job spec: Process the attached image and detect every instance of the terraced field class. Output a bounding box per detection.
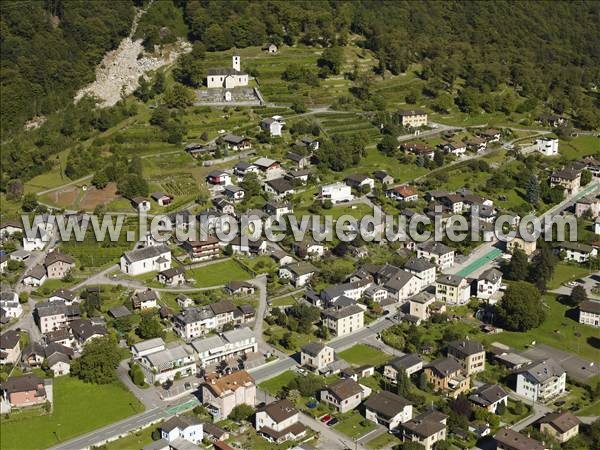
[315,111,380,141]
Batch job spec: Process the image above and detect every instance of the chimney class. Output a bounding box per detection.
[232,55,241,72]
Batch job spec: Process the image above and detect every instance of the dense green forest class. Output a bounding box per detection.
[1,0,599,192]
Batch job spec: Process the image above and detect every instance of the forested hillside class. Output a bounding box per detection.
[0,0,134,134]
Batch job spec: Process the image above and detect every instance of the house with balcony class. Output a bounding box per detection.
[447,339,485,376]
[191,327,257,368]
[364,391,413,431]
[201,371,256,419]
[424,358,470,398]
[515,359,566,402]
[255,399,307,443]
[139,344,196,385]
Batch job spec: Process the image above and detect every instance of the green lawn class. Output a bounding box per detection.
[366,432,401,449]
[490,294,600,362]
[333,410,377,439]
[103,423,159,450]
[547,262,594,290]
[0,377,144,450]
[187,259,251,287]
[258,370,297,396]
[559,135,600,160]
[338,344,392,367]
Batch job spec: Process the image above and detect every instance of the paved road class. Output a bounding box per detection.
[396,121,461,143]
[551,273,599,299]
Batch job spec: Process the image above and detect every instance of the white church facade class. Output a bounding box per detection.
[207,55,249,89]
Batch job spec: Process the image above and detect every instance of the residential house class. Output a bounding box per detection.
[278,262,316,287]
[296,136,319,151]
[157,267,186,286]
[478,128,501,143]
[550,168,581,196]
[515,359,566,401]
[120,245,171,275]
[0,219,23,238]
[0,330,21,365]
[223,185,245,202]
[173,307,216,341]
[255,399,307,443]
[465,137,487,152]
[494,428,547,450]
[538,411,580,444]
[579,300,600,327]
[384,354,424,382]
[221,133,252,151]
[44,251,75,279]
[233,161,259,178]
[182,236,221,261]
[321,304,365,337]
[416,241,455,269]
[212,197,234,215]
[70,319,107,346]
[210,300,238,329]
[132,197,151,212]
[398,109,428,128]
[207,56,249,89]
[269,249,294,267]
[408,292,446,324]
[344,174,375,192]
[260,117,285,137]
[402,142,435,160]
[264,200,293,219]
[0,291,23,320]
[1,374,47,407]
[49,288,78,305]
[47,352,71,376]
[424,358,470,398]
[447,339,485,375]
[319,183,354,204]
[34,301,80,333]
[285,169,311,185]
[320,378,365,413]
[191,328,257,368]
[441,141,466,156]
[436,275,470,305]
[383,270,421,303]
[293,238,326,260]
[534,137,559,156]
[203,423,229,442]
[253,157,282,179]
[264,178,295,199]
[373,170,393,185]
[201,370,256,419]
[263,43,278,53]
[139,344,196,384]
[225,281,255,296]
[575,194,600,218]
[22,264,47,287]
[160,416,203,445]
[404,257,436,290]
[554,241,597,263]
[207,170,233,188]
[477,268,503,300]
[386,185,418,202]
[507,234,537,256]
[468,384,508,413]
[132,338,166,359]
[300,343,335,372]
[401,409,448,450]
[364,391,413,431]
[132,289,159,310]
[151,192,172,206]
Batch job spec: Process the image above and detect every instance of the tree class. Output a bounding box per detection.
[581,169,592,186]
[525,175,540,204]
[118,173,149,198]
[568,285,588,306]
[228,404,254,422]
[129,363,145,387]
[153,71,166,95]
[239,172,261,198]
[137,314,164,339]
[398,441,426,450]
[528,243,557,292]
[21,193,38,212]
[318,46,344,75]
[377,134,398,156]
[113,314,135,334]
[71,335,121,384]
[504,248,529,281]
[163,83,195,109]
[496,281,545,331]
[433,150,445,167]
[92,170,109,189]
[396,370,412,398]
[280,331,295,350]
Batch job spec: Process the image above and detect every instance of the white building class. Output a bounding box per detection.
[319,183,354,204]
[255,399,307,443]
[535,137,559,156]
[278,262,316,287]
[435,275,470,305]
[260,117,285,137]
[555,241,597,263]
[477,268,503,300]
[579,300,600,327]
[321,304,365,337]
[416,242,455,269]
[364,391,413,431]
[191,327,257,368]
[139,344,196,384]
[207,55,249,89]
[515,359,566,402]
[120,245,171,276]
[0,291,23,320]
[320,378,366,413]
[173,306,216,341]
[404,257,437,290]
[160,416,203,445]
[300,343,335,372]
[22,264,47,287]
[131,337,166,359]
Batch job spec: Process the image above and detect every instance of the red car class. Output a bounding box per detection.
[320,414,332,423]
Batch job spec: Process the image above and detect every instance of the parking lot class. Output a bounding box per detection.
[521,343,600,383]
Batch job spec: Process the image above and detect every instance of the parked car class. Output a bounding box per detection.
[320,414,332,423]
[327,418,338,426]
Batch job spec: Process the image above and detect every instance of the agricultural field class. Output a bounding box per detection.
[315,111,380,142]
[186,259,251,288]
